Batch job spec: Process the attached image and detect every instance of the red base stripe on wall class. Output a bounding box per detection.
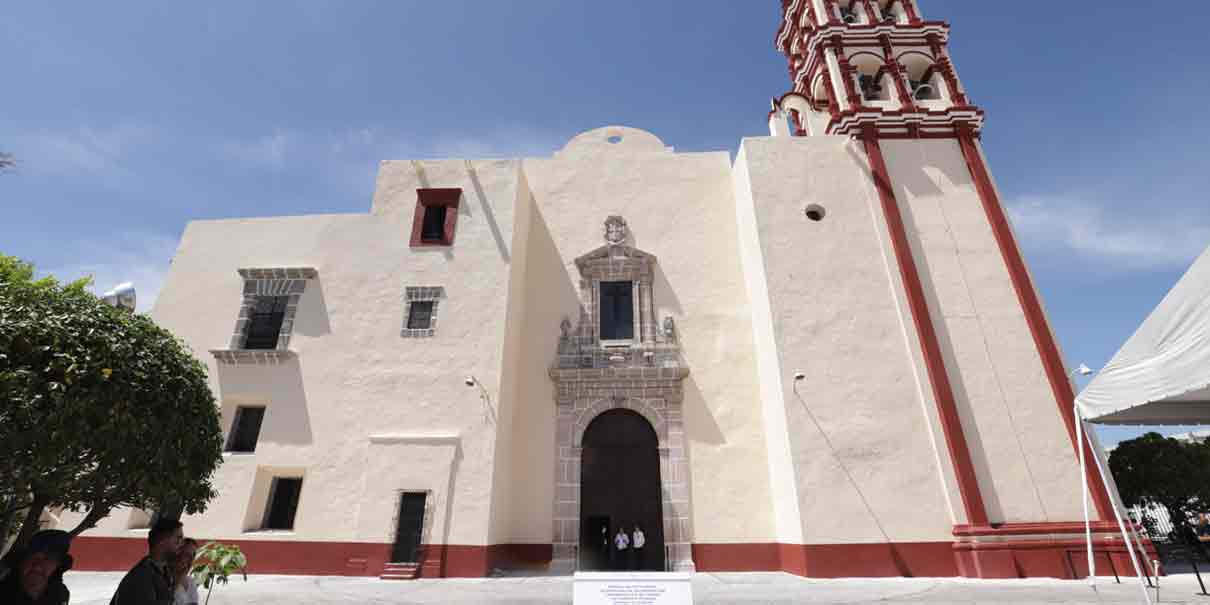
[71,536,1150,580]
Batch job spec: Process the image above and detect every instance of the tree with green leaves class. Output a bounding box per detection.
[1109,431,1210,543]
[0,254,224,553]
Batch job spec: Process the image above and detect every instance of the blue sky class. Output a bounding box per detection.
[2,2,1208,447]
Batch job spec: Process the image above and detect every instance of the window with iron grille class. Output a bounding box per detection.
[244,296,289,349]
[225,406,266,453]
[402,286,444,338]
[407,301,435,330]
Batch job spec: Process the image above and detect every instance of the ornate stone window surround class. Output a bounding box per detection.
[401,286,445,338]
[210,267,316,366]
[576,248,658,349]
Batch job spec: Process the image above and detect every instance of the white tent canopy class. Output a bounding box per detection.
[1076,246,1210,425]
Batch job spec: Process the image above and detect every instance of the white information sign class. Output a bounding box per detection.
[573,572,693,605]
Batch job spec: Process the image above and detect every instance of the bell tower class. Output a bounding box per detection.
[770,0,981,139]
[731,0,1138,579]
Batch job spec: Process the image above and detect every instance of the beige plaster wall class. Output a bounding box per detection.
[63,160,525,547]
[880,139,1086,523]
[736,135,956,544]
[502,126,778,545]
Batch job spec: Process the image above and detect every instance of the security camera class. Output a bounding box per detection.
[464,376,477,387]
[793,372,806,381]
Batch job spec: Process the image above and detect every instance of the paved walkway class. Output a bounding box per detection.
[66,571,1208,604]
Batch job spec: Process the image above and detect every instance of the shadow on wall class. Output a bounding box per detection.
[682,375,726,447]
[851,139,1008,523]
[652,262,684,320]
[293,278,332,338]
[216,357,315,446]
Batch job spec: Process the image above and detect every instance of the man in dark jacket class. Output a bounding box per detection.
[110,518,182,605]
[0,529,73,604]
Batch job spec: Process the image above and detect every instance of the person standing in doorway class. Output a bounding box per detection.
[598,525,610,570]
[631,524,646,571]
[612,526,629,570]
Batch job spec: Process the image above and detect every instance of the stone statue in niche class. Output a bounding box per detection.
[603,215,628,246]
[560,317,572,341]
[663,316,677,343]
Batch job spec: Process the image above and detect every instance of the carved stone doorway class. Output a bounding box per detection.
[549,217,694,573]
[579,409,665,571]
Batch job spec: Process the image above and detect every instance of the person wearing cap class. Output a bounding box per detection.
[110,518,182,605]
[0,529,73,604]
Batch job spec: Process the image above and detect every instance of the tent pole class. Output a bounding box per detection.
[1076,405,1096,591]
[1086,423,1153,604]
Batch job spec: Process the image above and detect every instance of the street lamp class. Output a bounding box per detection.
[464,375,497,424]
[1070,363,1093,378]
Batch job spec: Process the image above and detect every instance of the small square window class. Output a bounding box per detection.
[225,406,266,453]
[410,188,461,247]
[244,296,288,350]
[408,301,435,330]
[263,477,303,530]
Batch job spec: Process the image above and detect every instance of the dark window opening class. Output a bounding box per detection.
[263,477,303,530]
[408,301,435,330]
[392,492,427,563]
[599,281,634,342]
[244,296,288,349]
[411,188,461,247]
[225,406,266,453]
[420,205,447,242]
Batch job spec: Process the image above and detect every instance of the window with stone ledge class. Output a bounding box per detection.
[409,188,461,247]
[402,286,444,338]
[210,267,317,365]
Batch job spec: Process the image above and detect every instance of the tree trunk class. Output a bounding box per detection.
[0,494,30,557]
[69,502,110,537]
[13,493,50,549]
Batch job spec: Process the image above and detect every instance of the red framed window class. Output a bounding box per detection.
[410,188,462,247]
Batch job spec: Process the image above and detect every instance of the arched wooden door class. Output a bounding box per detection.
[579,408,665,571]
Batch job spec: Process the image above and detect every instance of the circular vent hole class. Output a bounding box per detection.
[607,135,623,144]
[805,204,826,222]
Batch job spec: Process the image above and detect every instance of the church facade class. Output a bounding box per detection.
[63,0,1138,579]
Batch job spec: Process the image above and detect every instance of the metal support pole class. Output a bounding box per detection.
[1086,423,1153,604]
[1076,405,1096,590]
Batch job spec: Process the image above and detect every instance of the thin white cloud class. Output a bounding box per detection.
[1007,195,1210,271]
[220,130,295,170]
[14,123,153,178]
[44,232,180,314]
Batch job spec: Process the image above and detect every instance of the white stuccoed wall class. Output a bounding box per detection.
[734,134,957,544]
[59,160,525,549]
[502,127,778,546]
[880,139,1085,522]
[56,125,1089,566]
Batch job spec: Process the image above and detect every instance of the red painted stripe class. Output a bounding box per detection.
[861,127,989,526]
[955,128,1115,520]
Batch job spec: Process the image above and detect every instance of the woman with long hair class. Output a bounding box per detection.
[171,538,200,605]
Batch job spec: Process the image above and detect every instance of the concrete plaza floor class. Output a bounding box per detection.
[65,571,1210,604]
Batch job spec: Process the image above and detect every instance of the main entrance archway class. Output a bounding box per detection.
[548,219,694,573]
[579,409,665,571]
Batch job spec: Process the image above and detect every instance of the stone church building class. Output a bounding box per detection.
[63,0,1135,580]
